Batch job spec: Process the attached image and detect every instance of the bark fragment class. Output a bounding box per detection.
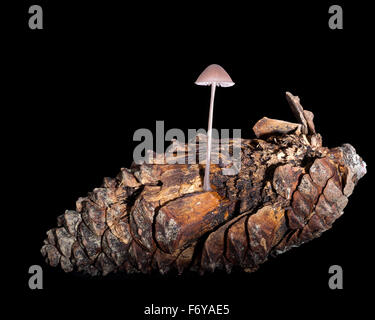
[253,117,302,138]
[285,92,309,134]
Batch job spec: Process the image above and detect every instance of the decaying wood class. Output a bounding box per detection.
[41,92,366,276]
[253,117,302,137]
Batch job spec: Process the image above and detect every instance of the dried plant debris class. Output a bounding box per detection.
[41,92,366,276]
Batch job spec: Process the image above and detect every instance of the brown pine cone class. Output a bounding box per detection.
[41,92,366,276]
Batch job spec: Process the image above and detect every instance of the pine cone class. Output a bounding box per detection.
[41,92,366,276]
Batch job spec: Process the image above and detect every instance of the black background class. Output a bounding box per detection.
[11,1,373,318]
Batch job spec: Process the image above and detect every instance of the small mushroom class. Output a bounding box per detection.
[195,64,234,191]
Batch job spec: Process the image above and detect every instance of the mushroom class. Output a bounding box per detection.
[195,64,235,191]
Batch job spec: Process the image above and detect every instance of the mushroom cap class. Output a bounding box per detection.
[195,64,235,87]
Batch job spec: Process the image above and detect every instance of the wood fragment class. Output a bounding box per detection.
[253,117,302,137]
[303,110,316,134]
[285,91,308,134]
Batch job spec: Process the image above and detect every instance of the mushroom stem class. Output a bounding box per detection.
[203,82,216,191]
